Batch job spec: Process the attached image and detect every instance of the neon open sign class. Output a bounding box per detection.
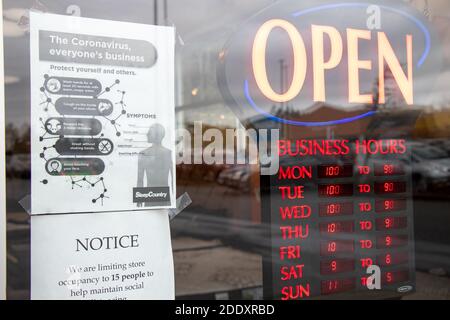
[252,19,413,105]
[219,0,440,127]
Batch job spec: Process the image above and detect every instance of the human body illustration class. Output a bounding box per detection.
[137,123,173,207]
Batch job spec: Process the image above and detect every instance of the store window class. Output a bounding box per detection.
[2,0,450,300]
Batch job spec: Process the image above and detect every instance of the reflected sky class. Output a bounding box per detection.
[3,0,450,127]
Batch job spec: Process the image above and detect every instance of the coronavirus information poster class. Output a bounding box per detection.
[31,210,174,300]
[30,12,176,215]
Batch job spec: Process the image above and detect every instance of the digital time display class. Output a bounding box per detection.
[320,221,354,235]
[374,181,407,194]
[318,164,353,179]
[319,202,354,217]
[320,240,354,256]
[382,270,409,285]
[376,216,408,230]
[320,259,355,275]
[377,252,409,267]
[375,199,407,213]
[376,235,408,249]
[318,184,353,198]
[374,163,405,176]
[321,278,355,295]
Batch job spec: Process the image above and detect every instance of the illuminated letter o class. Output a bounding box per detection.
[252,19,307,103]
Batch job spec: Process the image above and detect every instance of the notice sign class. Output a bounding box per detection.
[30,12,176,215]
[31,211,174,300]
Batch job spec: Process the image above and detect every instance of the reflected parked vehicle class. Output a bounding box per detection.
[217,165,251,192]
[410,144,450,192]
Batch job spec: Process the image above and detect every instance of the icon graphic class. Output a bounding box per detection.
[98,101,112,114]
[47,159,62,174]
[46,78,61,93]
[45,118,62,134]
[98,139,113,154]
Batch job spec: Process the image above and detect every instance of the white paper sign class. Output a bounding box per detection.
[30,12,176,215]
[31,211,174,300]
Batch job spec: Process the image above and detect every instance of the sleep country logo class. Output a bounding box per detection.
[218,0,442,128]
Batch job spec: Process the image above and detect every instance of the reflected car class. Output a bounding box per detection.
[410,144,450,192]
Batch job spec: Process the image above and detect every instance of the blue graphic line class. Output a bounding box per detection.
[244,80,376,127]
[291,2,430,67]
